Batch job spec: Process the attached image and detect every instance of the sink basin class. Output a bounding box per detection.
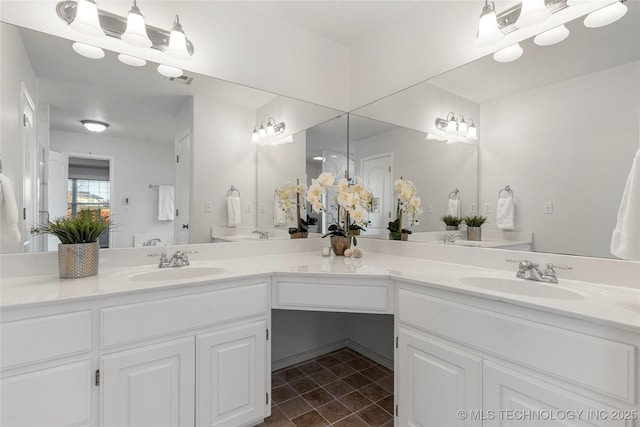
[130,267,227,282]
[458,276,583,300]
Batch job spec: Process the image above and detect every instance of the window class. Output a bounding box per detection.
[67,178,110,247]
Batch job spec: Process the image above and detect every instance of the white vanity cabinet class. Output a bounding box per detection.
[396,282,639,427]
[1,279,271,427]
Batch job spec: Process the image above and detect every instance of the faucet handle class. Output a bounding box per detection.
[147,252,167,258]
[544,263,572,276]
[506,259,537,268]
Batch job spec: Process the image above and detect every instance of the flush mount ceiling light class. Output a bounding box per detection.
[117,53,146,66]
[57,1,195,58]
[493,43,524,62]
[72,41,105,59]
[157,64,183,78]
[121,0,152,48]
[251,118,288,146]
[81,119,109,132]
[534,24,570,45]
[476,0,504,47]
[583,0,628,28]
[516,0,552,28]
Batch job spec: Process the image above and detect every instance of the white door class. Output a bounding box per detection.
[175,131,191,245]
[101,337,195,427]
[21,85,37,252]
[47,151,68,251]
[398,327,482,426]
[197,320,267,427]
[361,153,393,229]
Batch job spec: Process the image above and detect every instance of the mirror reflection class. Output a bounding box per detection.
[0,22,343,253]
[352,7,639,259]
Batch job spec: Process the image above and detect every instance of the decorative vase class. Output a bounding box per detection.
[330,235,351,255]
[348,230,361,236]
[467,227,482,241]
[58,242,100,279]
[388,232,409,241]
[445,225,459,231]
[290,232,309,239]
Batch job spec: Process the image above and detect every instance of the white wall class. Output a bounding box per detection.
[479,61,640,258]
[190,96,257,243]
[0,23,37,253]
[354,128,478,232]
[50,130,175,248]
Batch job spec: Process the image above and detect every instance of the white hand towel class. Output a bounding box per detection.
[496,196,515,230]
[447,199,460,217]
[227,196,242,227]
[611,148,640,260]
[158,185,175,221]
[274,199,287,226]
[0,173,21,243]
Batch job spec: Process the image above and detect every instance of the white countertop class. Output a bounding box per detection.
[1,248,638,333]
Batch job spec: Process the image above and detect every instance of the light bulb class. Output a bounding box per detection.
[122,1,152,48]
[70,0,105,38]
[457,117,468,135]
[493,43,523,63]
[157,64,183,78]
[584,1,627,28]
[476,0,504,48]
[72,42,105,59]
[467,123,478,140]
[166,15,190,60]
[516,0,552,28]
[258,124,267,138]
[251,127,259,144]
[534,24,570,46]
[266,121,276,136]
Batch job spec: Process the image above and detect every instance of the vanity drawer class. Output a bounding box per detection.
[398,288,635,403]
[1,310,91,369]
[273,277,393,314]
[101,282,268,348]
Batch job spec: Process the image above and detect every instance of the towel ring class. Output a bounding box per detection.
[227,186,241,197]
[448,188,460,200]
[499,185,514,198]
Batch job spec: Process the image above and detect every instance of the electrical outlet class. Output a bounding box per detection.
[544,201,553,214]
[470,203,476,214]
[245,202,253,213]
[484,202,492,214]
[204,202,213,213]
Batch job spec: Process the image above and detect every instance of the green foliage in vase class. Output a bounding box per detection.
[441,215,463,226]
[41,210,110,244]
[463,215,488,227]
[386,218,412,235]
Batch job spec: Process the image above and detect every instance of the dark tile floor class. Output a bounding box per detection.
[257,348,394,427]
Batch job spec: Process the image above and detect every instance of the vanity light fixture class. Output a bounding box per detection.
[121,0,152,48]
[251,118,288,146]
[118,53,146,67]
[157,64,183,78]
[81,119,109,133]
[57,1,195,62]
[516,0,552,28]
[493,43,524,62]
[534,24,570,45]
[72,42,105,59]
[432,113,478,143]
[583,0,628,28]
[476,0,505,47]
[467,120,478,140]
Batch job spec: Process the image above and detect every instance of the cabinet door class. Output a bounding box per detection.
[484,361,629,427]
[398,327,482,426]
[197,320,267,427]
[100,337,195,427]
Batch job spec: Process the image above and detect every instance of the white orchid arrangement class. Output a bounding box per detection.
[388,178,424,236]
[307,172,372,236]
[275,179,308,234]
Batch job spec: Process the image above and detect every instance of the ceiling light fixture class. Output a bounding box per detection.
[81,119,109,132]
[121,0,152,48]
[251,118,288,146]
[493,43,524,62]
[57,1,195,61]
[583,0,628,28]
[72,42,105,59]
[534,24,570,45]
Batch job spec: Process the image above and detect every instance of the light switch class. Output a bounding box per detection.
[245,202,253,213]
[259,203,266,213]
[427,204,434,214]
[470,203,477,214]
[484,202,492,214]
[204,201,213,213]
[544,201,553,214]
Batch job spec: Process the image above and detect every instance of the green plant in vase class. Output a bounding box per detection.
[463,215,487,241]
[441,215,463,230]
[387,177,423,241]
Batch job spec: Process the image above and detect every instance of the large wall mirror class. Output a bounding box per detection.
[352,6,639,259]
[0,22,343,253]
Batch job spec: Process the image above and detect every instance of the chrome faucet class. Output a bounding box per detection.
[143,238,162,246]
[442,233,462,244]
[507,259,572,283]
[253,230,269,239]
[148,250,198,268]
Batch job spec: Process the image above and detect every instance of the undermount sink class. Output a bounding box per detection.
[458,276,583,300]
[130,267,227,282]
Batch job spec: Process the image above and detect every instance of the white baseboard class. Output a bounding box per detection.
[271,338,394,372]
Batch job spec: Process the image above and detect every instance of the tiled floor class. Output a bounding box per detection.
[257,348,394,427]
